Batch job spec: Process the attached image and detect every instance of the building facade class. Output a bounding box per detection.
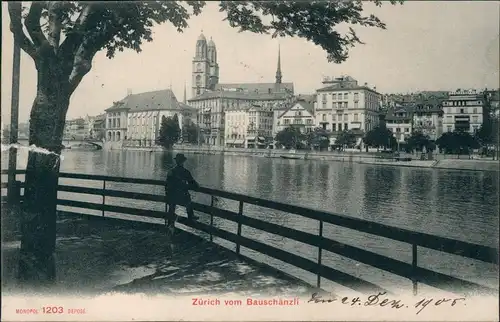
[385,106,414,143]
[224,104,250,148]
[246,104,274,148]
[64,117,86,140]
[224,103,274,148]
[412,102,444,141]
[104,89,196,149]
[315,76,381,136]
[442,89,484,134]
[188,33,294,147]
[274,96,316,137]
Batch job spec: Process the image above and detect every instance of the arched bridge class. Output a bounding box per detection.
[64,139,104,150]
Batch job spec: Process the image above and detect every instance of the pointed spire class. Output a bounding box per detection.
[183,81,187,104]
[275,44,282,84]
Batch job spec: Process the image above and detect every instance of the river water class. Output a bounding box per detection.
[1,148,498,294]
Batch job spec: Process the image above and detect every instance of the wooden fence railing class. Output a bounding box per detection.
[1,169,498,295]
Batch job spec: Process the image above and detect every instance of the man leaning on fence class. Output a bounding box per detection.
[165,153,200,227]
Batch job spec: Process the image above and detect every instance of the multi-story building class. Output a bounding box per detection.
[92,114,106,140]
[188,34,294,146]
[104,89,196,149]
[64,117,86,140]
[224,103,275,148]
[385,106,413,143]
[224,104,249,148]
[246,104,274,148]
[274,95,316,139]
[314,76,381,141]
[442,89,484,134]
[412,101,444,141]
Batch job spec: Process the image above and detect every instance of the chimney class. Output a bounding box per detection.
[364,82,368,87]
[127,88,132,96]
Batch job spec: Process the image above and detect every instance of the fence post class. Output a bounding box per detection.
[101,180,106,217]
[236,200,244,255]
[209,195,214,242]
[412,243,418,295]
[7,180,21,206]
[317,219,323,288]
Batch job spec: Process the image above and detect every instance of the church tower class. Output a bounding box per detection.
[275,44,282,84]
[207,37,219,90]
[192,33,219,97]
[192,32,209,97]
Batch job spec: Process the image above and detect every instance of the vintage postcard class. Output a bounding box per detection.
[1,1,499,321]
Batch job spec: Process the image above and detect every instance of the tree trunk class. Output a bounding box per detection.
[18,64,70,287]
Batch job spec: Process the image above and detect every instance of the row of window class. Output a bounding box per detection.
[444,107,479,114]
[445,115,480,123]
[194,99,278,109]
[321,92,360,101]
[331,123,350,132]
[443,100,482,107]
[446,125,479,132]
[108,119,121,128]
[321,113,358,122]
[321,101,353,109]
[282,118,314,125]
[391,128,410,133]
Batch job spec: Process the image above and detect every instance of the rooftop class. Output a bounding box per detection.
[106,89,188,112]
[316,84,380,94]
[188,89,291,102]
[277,95,316,118]
[215,82,294,95]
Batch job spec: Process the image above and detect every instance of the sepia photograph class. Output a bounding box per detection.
[1,1,499,321]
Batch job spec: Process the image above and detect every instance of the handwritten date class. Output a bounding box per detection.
[308,292,466,314]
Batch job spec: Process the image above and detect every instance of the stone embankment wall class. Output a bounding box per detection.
[120,144,499,172]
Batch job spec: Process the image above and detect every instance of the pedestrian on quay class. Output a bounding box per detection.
[165,153,200,228]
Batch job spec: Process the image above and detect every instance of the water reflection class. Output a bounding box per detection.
[1,149,498,248]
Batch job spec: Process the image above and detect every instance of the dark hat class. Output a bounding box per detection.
[174,153,187,162]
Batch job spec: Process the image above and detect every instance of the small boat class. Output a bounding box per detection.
[280,155,302,160]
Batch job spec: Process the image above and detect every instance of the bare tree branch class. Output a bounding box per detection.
[47,1,63,50]
[24,2,50,49]
[8,2,38,60]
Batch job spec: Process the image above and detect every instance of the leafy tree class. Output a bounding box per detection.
[157,115,181,149]
[436,130,480,157]
[405,131,432,152]
[182,120,199,144]
[275,126,305,149]
[363,125,396,150]
[475,92,499,159]
[306,127,330,150]
[335,130,357,150]
[7,0,402,284]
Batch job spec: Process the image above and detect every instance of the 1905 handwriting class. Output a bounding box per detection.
[307,292,466,314]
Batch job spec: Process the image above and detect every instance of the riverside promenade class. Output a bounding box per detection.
[122,144,500,172]
[2,211,313,296]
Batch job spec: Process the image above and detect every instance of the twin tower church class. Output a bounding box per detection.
[190,32,288,99]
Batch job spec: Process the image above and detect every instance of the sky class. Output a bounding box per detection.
[1,1,499,123]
